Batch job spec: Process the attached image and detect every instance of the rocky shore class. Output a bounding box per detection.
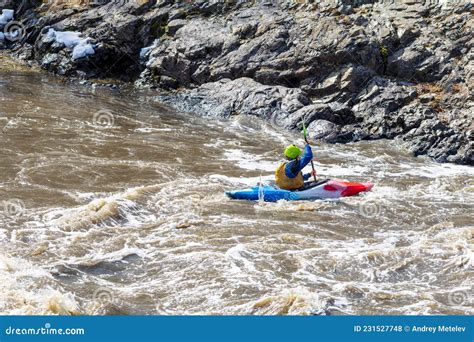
[1,0,472,164]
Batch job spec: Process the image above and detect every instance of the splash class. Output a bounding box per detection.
[0,254,80,315]
[250,288,341,315]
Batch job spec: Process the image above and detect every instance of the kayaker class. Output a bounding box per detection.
[275,144,317,190]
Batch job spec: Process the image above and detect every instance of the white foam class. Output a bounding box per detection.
[399,162,474,178]
[134,127,173,133]
[222,149,276,172]
[0,254,80,314]
[209,174,273,186]
[63,247,147,267]
[314,163,370,178]
[225,243,259,274]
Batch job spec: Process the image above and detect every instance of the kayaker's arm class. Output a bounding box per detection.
[299,144,313,168]
[285,145,313,178]
[303,170,317,180]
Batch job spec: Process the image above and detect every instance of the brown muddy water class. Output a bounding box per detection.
[0,55,473,315]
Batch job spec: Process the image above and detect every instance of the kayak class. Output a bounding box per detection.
[225,179,374,202]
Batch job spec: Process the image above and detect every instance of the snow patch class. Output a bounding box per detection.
[72,43,95,60]
[0,9,14,41]
[140,39,159,62]
[0,9,14,26]
[140,46,152,60]
[46,28,95,60]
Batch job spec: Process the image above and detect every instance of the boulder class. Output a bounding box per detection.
[160,77,310,124]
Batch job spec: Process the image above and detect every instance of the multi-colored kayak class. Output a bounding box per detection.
[225,179,373,202]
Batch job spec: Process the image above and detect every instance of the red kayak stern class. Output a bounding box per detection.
[323,180,374,197]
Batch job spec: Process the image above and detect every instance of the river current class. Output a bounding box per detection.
[1,55,472,315]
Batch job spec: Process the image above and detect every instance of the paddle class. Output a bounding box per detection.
[302,121,317,182]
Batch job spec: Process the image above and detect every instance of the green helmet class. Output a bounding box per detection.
[284,144,302,159]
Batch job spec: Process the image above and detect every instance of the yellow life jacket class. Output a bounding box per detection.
[275,162,304,190]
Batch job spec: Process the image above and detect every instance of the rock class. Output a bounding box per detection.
[308,120,339,139]
[284,102,356,130]
[141,18,240,88]
[304,64,375,104]
[397,28,420,46]
[167,19,186,35]
[307,120,355,143]
[160,77,310,123]
[351,77,418,138]
[402,112,473,164]
[387,45,451,82]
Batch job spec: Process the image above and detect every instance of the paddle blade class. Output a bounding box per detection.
[302,121,307,140]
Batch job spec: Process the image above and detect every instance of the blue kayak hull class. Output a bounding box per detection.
[225,180,374,202]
